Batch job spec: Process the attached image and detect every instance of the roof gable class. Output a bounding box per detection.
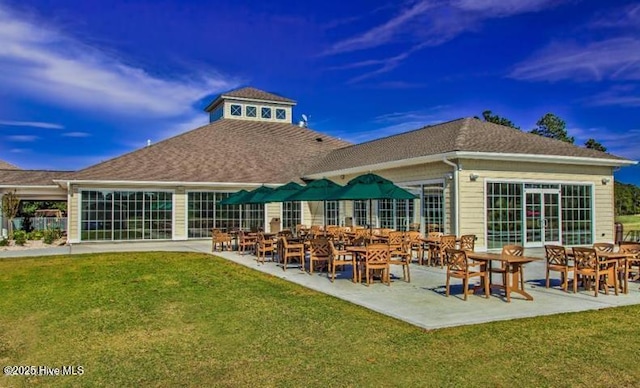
[71,119,350,183]
[305,117,630,175]
[0,160,19,170]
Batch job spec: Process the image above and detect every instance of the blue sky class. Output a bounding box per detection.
[1,0,639,183]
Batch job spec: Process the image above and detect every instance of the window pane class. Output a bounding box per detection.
[561,184,592,245]
[230,104,242,116]
[486,182,522,249]
[246,106,256,117]
[261,107,271,119]
[276,108,286,120]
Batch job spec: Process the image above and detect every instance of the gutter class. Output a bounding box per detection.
[442,157,459,236]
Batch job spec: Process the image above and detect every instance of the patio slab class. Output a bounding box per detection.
[2,240,638,330]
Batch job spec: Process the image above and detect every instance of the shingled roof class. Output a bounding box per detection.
[0,169,73,186]
[0,160,19,170]
[71,119,350,183]
[305,117,630,175]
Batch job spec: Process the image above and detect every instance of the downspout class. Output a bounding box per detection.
[66,181,71,245]
[442,157,460,236]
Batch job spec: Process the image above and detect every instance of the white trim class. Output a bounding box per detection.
[0,185,61,189]
[484,179,597,248]
[54,180,278,188]
[219,95,296,106]
[304,151,635,179]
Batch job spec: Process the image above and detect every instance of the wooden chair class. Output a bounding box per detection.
[308,238,331,274]
[238,230,257,255]
[544,245,574,292]
[435,235,457,268]
[490,245,524,293]
[255,233,276,264]
[445,248,490,300]
[280,236,305,271]
[406,231,423,264]
[388,231,411,282]
[572,247,618,297]
[328,240,356,283]
[459,235,475,252]
[593,242,614,253]
[618,243,640,292]
[361,244,391,286]
[211,229,232,252]
[425,231,443,266]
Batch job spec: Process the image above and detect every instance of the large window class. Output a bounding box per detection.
[378,199,414,230]
[561,184,593,245]
[81,190,172,241]
[486,182,522,249]
[423,185,444,232]
[353,200,369,226]
[325,201,339,226]
[282,201,301,230]
[187,192,264,237]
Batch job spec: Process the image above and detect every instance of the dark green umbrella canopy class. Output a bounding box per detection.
[238,186,276,204]
[263,182,304,203]
[219,189,249,205]
[328,173,416,200]
[285,178,342,202]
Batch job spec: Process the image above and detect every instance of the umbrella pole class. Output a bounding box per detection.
[369,199,373,244]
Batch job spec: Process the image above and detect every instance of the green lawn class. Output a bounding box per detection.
[616,214,640,232]
[1,252,640,387]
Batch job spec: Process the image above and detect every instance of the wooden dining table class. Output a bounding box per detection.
[466,252,540,302]
[567,251,636,294]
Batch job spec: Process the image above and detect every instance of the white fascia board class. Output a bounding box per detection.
[221,96,296,106]
[455,151,637,167]
[0,185,61,189]
[52,180,282,188]
[305,151,636,178]
[303,153,458,179]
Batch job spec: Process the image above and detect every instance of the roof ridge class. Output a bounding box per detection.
[453,117,474,150]
[334,117,469,152]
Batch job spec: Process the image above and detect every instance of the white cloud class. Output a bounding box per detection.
[586,85,640,107]
[0,4,237,118]
[323,0,563,81]
[571,126,640,160]
[9,148,28,153]
[509,37,640,82]
[0,120,64,129]
[451,0,560,16]
[61,132,91,138]
[7,135,38,142]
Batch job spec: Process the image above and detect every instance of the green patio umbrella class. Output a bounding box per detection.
[285,178,343,227]
[219,189,249,205]
[238,185,276,204]
[263,182,304,203]
[327,173,416,232]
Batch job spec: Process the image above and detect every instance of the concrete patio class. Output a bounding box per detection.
[2,240,639,330]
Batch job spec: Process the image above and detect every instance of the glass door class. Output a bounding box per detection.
[524,189,561,247]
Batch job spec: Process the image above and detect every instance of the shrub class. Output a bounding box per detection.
[0,238,8,247]
[43,228,62,244]
[28,230,44,240]
[13,230,27,246]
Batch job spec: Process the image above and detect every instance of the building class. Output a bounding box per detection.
[0,87,636,250]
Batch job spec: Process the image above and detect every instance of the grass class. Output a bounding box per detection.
[616,214,640,232]
[1,252,640,387]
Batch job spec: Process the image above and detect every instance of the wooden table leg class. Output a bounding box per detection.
[506,263,534,301]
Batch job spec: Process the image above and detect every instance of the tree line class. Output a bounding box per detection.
[480,110,638,215]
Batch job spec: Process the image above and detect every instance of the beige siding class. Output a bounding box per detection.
[459,159,615,250]
[68,185,79,242]
[266,203,281,232]
[173,187,186,240]
[301,201,313,227]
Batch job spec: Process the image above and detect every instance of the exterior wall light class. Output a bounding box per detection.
[469,173,479,181]
[601,177,611,185]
